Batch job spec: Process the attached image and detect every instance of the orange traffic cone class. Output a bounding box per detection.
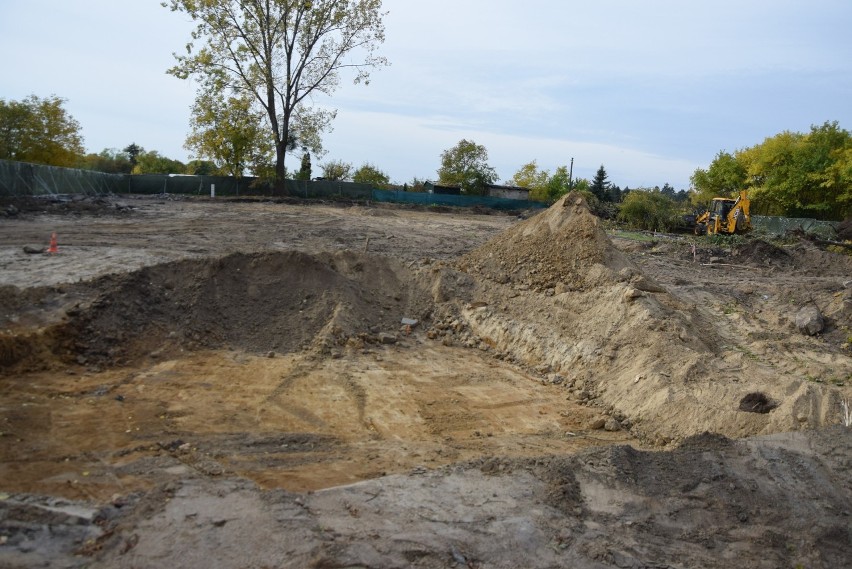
[46,232,59,254]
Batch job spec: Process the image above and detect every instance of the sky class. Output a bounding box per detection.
[1,0,850,190]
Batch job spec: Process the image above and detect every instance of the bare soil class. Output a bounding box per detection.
[0,194,850,568]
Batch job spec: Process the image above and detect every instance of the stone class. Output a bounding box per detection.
[604,418,621,432]
[623,287,644,302]
[589,417,606,430]
[379,333,398,345]
[795,305,824,336]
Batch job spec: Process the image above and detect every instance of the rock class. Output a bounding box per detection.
[23,245,45,254]
[589,417,606,430]
[379,333,397,345]
[631,275,667,293]
[795,305,824,336]
[623,287,644,302]
[604,418,621,432]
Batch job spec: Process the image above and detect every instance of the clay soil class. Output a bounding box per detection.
[0,194,850,568]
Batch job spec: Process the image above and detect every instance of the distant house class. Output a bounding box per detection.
[424,181,461,195]
[484,184,530,201]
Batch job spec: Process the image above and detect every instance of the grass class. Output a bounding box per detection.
[609,229,659,243]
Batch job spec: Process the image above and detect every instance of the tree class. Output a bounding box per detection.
[132,150,186,174]
[79,148,132,174]
[185,159,218,175]
[618,188,681,232]
[296,152,312,180]
[321,159,353,181]
[546,165,572,201]
[511,160,549,201]
[184,89,274,178]
[590,165,610,201]
[165,0,388,188]
[692,122,851,219]
[0,94,84,167]
[353,162,389,188]
[124,143,143,170]
[437,139,498,195]
[511,161,574,202]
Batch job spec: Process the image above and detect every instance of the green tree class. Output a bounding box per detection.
[618,189,681,232]
[546,165,572,201]
[296,152,312,181]
[165,0,388,189]
[353,163,389,188]
[590,165,610,201]
[321,159,353,181]
[437,139,498,195]
[0,94,84,167]
[124,143,143,170]
[184,89,274,178]
[693,122,851,219]
[132,150,186,174]
[79,148,132,174]
[511,160,550,201]
[690,150,748,206]
[185,159,218,175]
[744,121,850,218]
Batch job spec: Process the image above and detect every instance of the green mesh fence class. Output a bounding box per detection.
[751,215,839,240]
[371,189,546,210]
[126,174,261,196]
[0,159,126,196]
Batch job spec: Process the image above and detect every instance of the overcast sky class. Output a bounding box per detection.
[1,1,850,189]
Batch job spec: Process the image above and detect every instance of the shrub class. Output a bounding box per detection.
[618,189,681,231]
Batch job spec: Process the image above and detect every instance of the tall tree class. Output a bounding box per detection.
[590,165,610,201]
[124,143,143,170]
[165,0,388,189]
[184,89,273,177]
[0,95,84,167]
[296,152,312,180]
[437,139,498,195]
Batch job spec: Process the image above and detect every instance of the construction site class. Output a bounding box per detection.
[0,193,850,568]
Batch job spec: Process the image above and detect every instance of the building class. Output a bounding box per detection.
[424,181,462,195]
[484,184,530,201]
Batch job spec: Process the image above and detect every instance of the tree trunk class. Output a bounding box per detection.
[275,139,287,195]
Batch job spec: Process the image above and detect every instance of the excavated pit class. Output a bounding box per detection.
[1,195,851,569]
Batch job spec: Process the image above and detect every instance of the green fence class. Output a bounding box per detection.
[0,159,126,196]
[371,188,546,210]
[751,215,839,240]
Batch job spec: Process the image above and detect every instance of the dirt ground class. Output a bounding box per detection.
[0,194,850,568]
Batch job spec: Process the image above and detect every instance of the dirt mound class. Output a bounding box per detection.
[457,192,634,291]
[731,239,794,268]
[68,250,431,365]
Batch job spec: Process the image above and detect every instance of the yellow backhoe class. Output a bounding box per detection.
[694,191,751,235]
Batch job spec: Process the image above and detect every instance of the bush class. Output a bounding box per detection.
[618,189,681,232]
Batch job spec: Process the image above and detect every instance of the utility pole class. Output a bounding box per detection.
[568,157,574,191]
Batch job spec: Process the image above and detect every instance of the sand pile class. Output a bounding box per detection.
[446,194,841,443]
[458,193,634,291]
